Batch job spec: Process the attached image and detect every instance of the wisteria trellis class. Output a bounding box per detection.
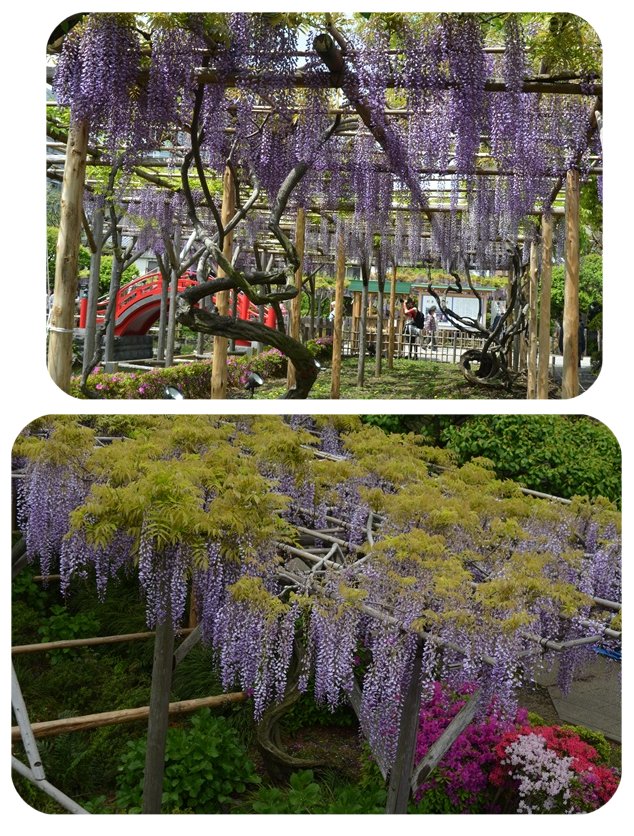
[50,12,601,279]
[15,415,620,773]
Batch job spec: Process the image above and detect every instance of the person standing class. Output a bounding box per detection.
[425,306,438,350]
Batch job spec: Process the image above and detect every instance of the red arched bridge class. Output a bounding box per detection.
[79,271,276,337]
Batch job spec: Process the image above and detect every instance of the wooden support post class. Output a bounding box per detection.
[357,268,369,386]
[527,241,539,398]
[47,116,89,392]
[387,264,397,369]
[165,226,181,367]
[211,166,236,399]
[375,283,385,377]
[156,262,170,363]
[385,642,424,814]
[562,168,580,399]
[142,615,175,814]
[287,207,306,390]
[81,205,104,378]
[352,292,361,353]
[537,212,554,399]
[330,232,346,399]
[103,257,120,364]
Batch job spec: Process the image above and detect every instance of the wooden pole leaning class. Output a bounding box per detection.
[562,168,580,399]
[387,264,397,369]
[537,212,553,399]
[527,241,539,398]
[47,116,89,392]
[287,206,306,390]
[211,166,236,399]
[330,231,346,399]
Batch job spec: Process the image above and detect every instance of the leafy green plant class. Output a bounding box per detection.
[249,770,323,813]
[326,784,387,813]
[115,711,260,813]
[442,415,621,505]
[37,605,100,664]
[550,253,602,319]
[245,770,387,814]
[12,568,49,617]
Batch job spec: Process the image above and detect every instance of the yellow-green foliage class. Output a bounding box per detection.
[236,416,316,475]
[50,416,299,574]
[308,458,365,503]
[341,427,432,487]
[367,530,472,608]
[313,415,363,435]
[228,576,289,620]
[568,496,621,535]
[13,418,96,467]
[14,415,619,642]
[475,551,593,628]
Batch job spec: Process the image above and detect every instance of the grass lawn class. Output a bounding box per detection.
[253,357,522,400]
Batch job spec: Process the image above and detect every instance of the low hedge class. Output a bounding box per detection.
[71,338,333,400]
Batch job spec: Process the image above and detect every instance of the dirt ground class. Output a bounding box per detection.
[516,681,561,725]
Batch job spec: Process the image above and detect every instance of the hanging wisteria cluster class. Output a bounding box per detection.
[51,12,601,277]
[14,415,620,770]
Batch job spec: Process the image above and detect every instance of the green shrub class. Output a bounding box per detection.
[550,253,602,320]
[244,770,386,814]
[248,770,323,813]
[442,415,621,505]
[12,568,50,639]
[115,711,259,813]
[37,605,100,665]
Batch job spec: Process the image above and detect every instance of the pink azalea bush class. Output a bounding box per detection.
[71,338,334,399]
[413,681,619,814]
[491,724,620,813]
[414,681,525,812]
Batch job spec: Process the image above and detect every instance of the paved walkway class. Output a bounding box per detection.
[550,354,599,394]
[535,656,621,742]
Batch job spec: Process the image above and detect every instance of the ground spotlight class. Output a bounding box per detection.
[164,385,185,399]
[245,372,264,397]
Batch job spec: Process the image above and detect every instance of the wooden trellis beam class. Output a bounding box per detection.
[10,692,248,742]
[12,627,195,655]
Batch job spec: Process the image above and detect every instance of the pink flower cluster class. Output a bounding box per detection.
[414,682,619,814]
[491,725,620,813]
[415,681,521,810]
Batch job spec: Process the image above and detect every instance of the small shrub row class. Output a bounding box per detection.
[71,338,333,400]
